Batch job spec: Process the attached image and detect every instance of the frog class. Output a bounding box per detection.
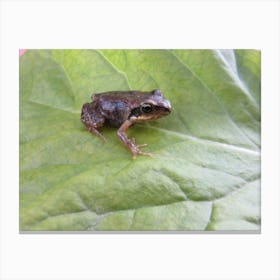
[81,89,172,158]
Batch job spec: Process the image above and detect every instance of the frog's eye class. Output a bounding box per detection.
[141,103,153,113]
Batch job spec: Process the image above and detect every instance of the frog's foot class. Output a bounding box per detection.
[132,150,153,159]
[130,140,153,158]
[131,138,147,148]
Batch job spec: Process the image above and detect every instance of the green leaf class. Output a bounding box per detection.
[20,49,261,231]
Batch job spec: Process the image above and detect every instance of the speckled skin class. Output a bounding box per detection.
[81,89,172,157]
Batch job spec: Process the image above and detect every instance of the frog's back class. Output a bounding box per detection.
[91,91,139,127]
[91,90,152,103]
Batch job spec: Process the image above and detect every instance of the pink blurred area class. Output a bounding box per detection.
[19,49,27,56]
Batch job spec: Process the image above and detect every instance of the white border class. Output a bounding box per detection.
[1,1,279,279]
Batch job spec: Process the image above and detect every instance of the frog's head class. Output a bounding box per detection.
[129,89,172,122]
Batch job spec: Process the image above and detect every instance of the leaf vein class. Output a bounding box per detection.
[169,50,259,150]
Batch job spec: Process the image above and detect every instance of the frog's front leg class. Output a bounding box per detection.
[117,120,152,158]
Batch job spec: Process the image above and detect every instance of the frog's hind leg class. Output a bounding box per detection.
[87,124,107,142]
[81,103,107,141]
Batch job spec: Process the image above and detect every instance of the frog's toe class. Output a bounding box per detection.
[137,143,148,148]
[87,126,107,142]
[138,150,153,157]
[131,149,153,159]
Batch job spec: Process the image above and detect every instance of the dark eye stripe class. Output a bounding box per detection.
[128,107,141,119]
[154,106,167,111]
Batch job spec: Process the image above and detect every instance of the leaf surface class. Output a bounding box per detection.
[20,49,261,231]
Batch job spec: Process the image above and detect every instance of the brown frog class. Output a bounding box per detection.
[81,89,172,158]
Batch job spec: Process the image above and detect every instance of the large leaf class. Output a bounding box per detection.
[19,50,261,231]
